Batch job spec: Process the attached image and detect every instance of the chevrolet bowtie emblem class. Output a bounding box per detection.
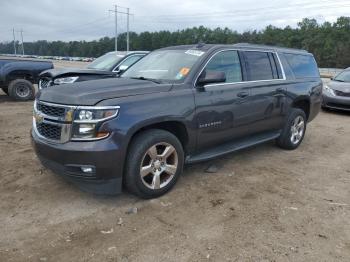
[35,113,44,124]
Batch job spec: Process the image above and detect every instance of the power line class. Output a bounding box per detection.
[109,5,134,52]
[135,0,350,19]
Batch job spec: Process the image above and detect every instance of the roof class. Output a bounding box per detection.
[107,51,149,56]
[158,43,309,55]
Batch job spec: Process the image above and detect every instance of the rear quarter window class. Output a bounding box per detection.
[284,53,319,78]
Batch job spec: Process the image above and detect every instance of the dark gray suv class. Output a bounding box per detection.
[32,43,322,198]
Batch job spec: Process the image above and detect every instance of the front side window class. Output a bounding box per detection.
[204,50,242,83]
[116,55,145,71]
[122,50,204,82]
[243,51,274,81]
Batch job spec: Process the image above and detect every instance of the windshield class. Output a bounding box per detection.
[121,49,205,82]
[87,53,124,71]
[334,70,350,82]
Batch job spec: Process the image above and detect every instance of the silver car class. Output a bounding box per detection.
[322,67,350,111]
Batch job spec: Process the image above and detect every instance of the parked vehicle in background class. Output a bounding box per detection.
[38,51,148,89]
[32,43,322,198]
[0,58,53,100]
[322,67,350,111]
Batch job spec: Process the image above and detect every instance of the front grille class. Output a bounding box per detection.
[34,101,74,143]
[335,90,350,97]
[37,103,66,118]
[39,78,52,89]
[36,122,62,140]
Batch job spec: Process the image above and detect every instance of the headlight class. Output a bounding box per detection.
[54,76,79,85]
[71,106,120,140]
[323,85,336,96]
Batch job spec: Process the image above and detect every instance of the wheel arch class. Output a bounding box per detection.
[292,97,310,120]
[126,120,190,154]
[6,70,36,85]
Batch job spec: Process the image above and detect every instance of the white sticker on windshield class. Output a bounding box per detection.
[185,50,205,57]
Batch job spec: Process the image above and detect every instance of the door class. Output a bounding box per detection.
[194,50,253,151]
[241,51,287,132]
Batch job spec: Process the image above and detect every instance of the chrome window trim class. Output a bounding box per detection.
[193,48,286,88]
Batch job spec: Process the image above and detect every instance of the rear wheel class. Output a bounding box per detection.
[8,79,35,101]
[125,129,184,199]
[277,108,307,150]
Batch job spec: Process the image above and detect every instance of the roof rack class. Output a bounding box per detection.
[232,43,308,53]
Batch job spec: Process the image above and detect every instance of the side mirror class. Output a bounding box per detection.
[197,70,226,86]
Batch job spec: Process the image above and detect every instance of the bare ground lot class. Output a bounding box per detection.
[0,67,350,261]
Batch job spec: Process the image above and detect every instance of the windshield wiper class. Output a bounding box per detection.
[333,79,344,82]
[130,76,162,84]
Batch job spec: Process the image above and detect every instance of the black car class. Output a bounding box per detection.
[322,67,350,111]
[0,58,53,100]
[38,51,148,89]
[32,43,322,198]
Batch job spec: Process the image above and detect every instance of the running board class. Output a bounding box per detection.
[186,130,281,164]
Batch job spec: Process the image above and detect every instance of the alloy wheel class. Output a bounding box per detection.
[140,142,178,190]
[290,115,305,145]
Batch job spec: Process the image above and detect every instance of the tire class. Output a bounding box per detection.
[1,88,9,95]
[125,129,184,199]
[276,108,307,150]
[8,79,35,101]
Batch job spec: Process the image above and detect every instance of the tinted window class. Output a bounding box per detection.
[205,50,242,83]
[243,51,274,81]
[284,53,319,78]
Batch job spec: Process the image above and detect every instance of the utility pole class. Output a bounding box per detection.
[19,29,24,55]
[126,8,130,52]
[12,28,17,55]
[109,5,133,53]
[114,5,118,53]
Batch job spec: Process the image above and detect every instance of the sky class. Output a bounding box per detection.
[0,0,349,42]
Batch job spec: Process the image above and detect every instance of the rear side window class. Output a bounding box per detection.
[284,53,319,78]
[243,51,275,81]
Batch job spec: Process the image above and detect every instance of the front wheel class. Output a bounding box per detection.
[8,79,35,101]
[125,129,184,199]
[277,108,307,150]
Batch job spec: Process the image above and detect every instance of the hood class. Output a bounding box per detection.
[38,77,173,105]
[40,67,114,78]
[328,80,350,92]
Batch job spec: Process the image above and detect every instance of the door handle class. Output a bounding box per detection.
[237,91,249,98]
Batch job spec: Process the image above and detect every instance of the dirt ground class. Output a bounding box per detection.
[0,65,350,261]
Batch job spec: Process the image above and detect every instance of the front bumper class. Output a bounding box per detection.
[322,94,350,111]
[31,130,124,195]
